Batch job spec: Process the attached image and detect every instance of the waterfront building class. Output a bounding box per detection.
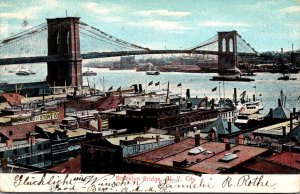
[80,132,175,173]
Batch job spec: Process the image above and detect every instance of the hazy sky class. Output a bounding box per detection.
[0,0,299,52]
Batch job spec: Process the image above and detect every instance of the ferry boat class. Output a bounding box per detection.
[82,68,97,76]
[245,100,264,111]
[146,71,160,75]
[15,65,36,76]
[235,113,264,128]
[237,100,263,114]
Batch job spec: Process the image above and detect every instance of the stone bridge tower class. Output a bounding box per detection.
[47,17,82,87]
[218,31,238,75]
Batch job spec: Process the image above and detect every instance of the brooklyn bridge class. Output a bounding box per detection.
[0,17,258,86]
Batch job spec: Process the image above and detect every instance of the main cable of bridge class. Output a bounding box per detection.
[79,21,150,52]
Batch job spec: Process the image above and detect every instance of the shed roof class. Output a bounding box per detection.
[202,117,240,134]
[267,106,292,119]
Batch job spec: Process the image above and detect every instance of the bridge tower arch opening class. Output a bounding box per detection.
[47,17,82,87]
[218,31,238,75]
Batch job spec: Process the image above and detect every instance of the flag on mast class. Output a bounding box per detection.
[148,81,153,86]
[108,86,113,91]
[240,90,246,97]
[177,83,182,87]
[155,82,160,86]
[212,87,217,92]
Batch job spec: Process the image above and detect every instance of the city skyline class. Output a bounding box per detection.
[0,0,299,52]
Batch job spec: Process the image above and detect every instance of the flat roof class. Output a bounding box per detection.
[186,145,268,174]
[244,160,299,174]
[254,119,298,136]
[100,109,127,115]
[267,152,300,170]
[67,128,91,138]
[130,138,196,163]
[156,141,225,167]
[107,133,174,146]
[0,117,11,123]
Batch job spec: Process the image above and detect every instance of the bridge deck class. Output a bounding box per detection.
[0,50,256,65]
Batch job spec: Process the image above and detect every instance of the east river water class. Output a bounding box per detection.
[1,64,300,115]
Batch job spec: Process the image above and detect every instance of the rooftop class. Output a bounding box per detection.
[281,125,300,143]
[50,155,81,173]
[244,160,299,174]
[130,138,197,163]
[267,106,292,119]
[36,122,92,138]
[186,145,269,174]
[254,119,299,137]
[67,128,92,138]
[202,117,241,135]
[244,152,300,173]
[267,152,300,170]
[156,141,225,167]
[107,133,174,146]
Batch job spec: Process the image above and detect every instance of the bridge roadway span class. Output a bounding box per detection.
[0,49,256,65]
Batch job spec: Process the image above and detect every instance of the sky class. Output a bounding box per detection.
[0,0,300,53]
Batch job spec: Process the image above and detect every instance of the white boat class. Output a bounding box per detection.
[15,65,36,76]
[146,71,160,75]
[235,100,263,115]
[235,113,264,128]
[244,100,263,111]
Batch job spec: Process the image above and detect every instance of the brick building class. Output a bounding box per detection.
[101,102,234,135]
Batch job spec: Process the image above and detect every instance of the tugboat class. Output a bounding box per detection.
[82,68,97,76]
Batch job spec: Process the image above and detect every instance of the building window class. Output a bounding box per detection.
[25,147,29,153]
[13,149,17,155]
[9,131,13,136]
[38,144,41,150]
[26,158,30,164]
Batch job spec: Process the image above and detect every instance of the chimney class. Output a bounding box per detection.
[6,139,13,147]
[156,135,160,143]
[174,135,180,143]
[253,94,256,102]
[293,108,296,117]
[227,122,232,133]
[223,138,228,143]
[195,134,200,147]
[186,89,190,99]
[97,117,102,132]
[278,99,281,107]
[138,84,143,93]
[225,143,231,150]
[290,113,293,130]
[187,102,192,109]
[28,133,36,144]
[234,88,237,105]
[133,84,138,93]
[237,134,244,145]
[269,108,273,118]
[282,126,286,136]
[113,130,118,137]
[211,99,215,109]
